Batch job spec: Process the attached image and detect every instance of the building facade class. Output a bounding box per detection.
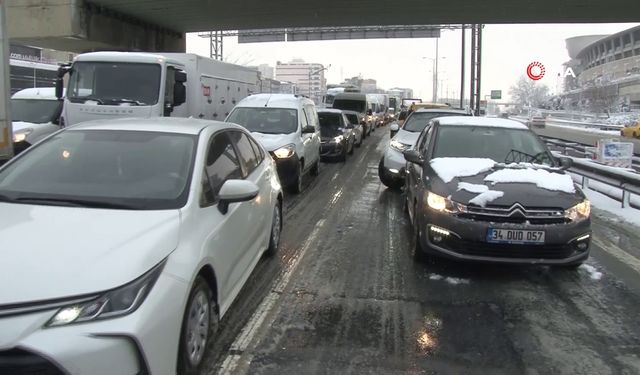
[561,27,640,112]
[275,59,327,103]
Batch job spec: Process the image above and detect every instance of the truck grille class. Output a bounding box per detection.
[0,348,65,375]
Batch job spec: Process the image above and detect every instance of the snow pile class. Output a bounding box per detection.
[485,168,576,193]
[579,264,603,280]
[469,190,505,207]
[431,158,496,183]
[597,113,639,126]
[457,182,489,194]
[428,273,470,285]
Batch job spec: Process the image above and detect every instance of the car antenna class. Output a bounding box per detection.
[264,94,272,107]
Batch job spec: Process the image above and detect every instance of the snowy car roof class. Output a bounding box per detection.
[437,116,528,129]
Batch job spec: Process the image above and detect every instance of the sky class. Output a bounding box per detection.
[186,23,639,102]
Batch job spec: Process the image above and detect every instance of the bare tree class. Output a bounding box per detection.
[509,75,551,109]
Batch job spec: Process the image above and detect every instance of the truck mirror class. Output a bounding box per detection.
[173,82,186,107]
[367,109,372,115]
[175,70,187,83]
[55,78,64,99]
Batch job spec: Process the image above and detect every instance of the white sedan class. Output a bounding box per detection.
[0,118,283,374]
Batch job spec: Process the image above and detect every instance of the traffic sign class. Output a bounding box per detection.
[490,90,502,99]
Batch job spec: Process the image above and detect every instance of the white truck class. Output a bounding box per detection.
[56,52,262,126]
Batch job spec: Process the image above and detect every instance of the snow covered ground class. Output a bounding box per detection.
[546,122,621,136]
[581,188,640,227]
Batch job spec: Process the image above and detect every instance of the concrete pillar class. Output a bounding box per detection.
[7,0,185,53]
[0,0,13,161]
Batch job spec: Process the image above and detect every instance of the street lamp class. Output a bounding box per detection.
[308,64,331,103]
[423,54,446,103]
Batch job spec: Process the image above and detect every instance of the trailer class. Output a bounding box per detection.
[57,52,262,126]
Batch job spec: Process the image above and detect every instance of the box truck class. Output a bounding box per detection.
[56,52,262,126]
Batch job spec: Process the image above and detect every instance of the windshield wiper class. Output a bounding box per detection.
[15,197,139,209]
[68,96,105,105]
[106,98,145,106]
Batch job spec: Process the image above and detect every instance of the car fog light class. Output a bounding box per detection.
[430,226,450,237]
[577,242,588,250]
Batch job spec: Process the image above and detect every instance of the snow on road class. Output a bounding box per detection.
[429,273,471,285]
[581,188,640,227]
[579,264,603,280]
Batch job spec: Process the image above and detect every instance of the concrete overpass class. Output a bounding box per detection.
[5,0,640,53]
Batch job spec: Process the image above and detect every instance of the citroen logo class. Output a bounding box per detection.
[508,203,527,217]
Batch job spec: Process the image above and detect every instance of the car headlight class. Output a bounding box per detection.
[390,139,411,152]
[13,129,33,143]
[564,200,591,222]
[273,144,295,159]
[332,135,344,143]
[425,192,467,213]
[46,260,166,327]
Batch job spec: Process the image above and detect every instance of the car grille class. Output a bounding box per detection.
[0,348,65,375]
[460,204,567,225]
[442,237,576,260]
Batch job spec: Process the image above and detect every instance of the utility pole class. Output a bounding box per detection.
[0,0,13,162]
[434,38,439,103]
[460,25,466,108]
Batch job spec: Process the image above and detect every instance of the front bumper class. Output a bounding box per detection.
[320,142,345,158]
[0,272,189,375]
[418,210,591,265]
[382,147,407,179]
[270,152,301,187]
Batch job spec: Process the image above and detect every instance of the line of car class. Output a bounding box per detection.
[0,92,375,375]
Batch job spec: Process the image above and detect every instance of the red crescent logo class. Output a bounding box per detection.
[527,62,546,80]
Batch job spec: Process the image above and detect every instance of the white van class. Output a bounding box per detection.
[226,94,321,193]
[11,88,64,154]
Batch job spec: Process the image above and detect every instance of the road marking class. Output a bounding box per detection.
[592,236,640,274]
[217,219,326,375]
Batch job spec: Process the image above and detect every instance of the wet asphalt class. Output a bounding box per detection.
[205,127,640,375]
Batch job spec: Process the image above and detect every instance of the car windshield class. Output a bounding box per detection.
[67,62,161,105]
[11,99,61,123]
[332,99,366,113]
[403,112,465,132]
[227,107,298,134]
[345,114,359,124]
[319,113,342,137]
[0,130,196,209]
[432,126,555,165]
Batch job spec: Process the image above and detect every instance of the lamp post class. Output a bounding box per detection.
[423,54,446,103]
[308,64,331,103]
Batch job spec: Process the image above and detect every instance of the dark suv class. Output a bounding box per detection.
[403,116,591,267]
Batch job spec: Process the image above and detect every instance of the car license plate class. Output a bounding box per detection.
[486,229,545,244]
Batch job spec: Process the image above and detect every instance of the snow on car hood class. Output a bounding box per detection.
[0,203,180,305]
[391,129,420,146]
[250,132,298,152]
[11,121,41,133]
[428,158,584,209]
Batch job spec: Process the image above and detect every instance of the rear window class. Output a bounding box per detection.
[332,99,366,113]
[403,112,468,132]
[345,114,359,124]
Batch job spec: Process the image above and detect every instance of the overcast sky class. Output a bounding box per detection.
[186,23,639,102]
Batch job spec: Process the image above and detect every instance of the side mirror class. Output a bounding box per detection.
[173,82,186,107]
[557,156,573,170]
[55,78,64,100]
[175,70,187,83]
[367,109,373,116]
[218,179,259,214]
[302,125,316,134]
[403,150,424,165]
[390,123,400,138]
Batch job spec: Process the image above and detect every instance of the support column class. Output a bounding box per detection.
[460,24,465,108]
[0,0,12,162]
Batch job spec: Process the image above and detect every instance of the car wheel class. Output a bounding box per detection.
[310,157,320,177]
[339,146,347,162]
[289,162,303,194]
[411,202,427,262]
[265,203,282,256]
[177,277,218,375]
[348,138,355,155]
[378,159,403,190]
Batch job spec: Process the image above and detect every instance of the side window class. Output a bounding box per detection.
[202,132,243,205]
[417,125,433,155]
[300,108,309,130]
[248,137,265,164]
[228,131,259,177]
[305,105,319,129]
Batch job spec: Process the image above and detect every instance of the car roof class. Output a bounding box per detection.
[333,93,367,100]
[11,87,61,100]
[340,110,360,115]
[414,108,470,114]
[436,116,528,129]
[67,117,242,135]
[235,94,312,109]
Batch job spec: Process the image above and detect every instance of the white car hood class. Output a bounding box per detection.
[0,203,180,305]
[392,129,421,146]
[250,132,298,152]
[11,121,40,133]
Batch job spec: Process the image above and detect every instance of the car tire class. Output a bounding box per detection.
[177,277,218,375]
[348,138,355,155]
[265,203,282,256]
[339,147,347,162]
[310,157,320,177]
[411,202,427,262]
[378,159,403,190]
[289,162,304,194]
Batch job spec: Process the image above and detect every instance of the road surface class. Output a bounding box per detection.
[203,128,640,375]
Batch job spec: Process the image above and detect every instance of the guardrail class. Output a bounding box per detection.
[540,136,640,172]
